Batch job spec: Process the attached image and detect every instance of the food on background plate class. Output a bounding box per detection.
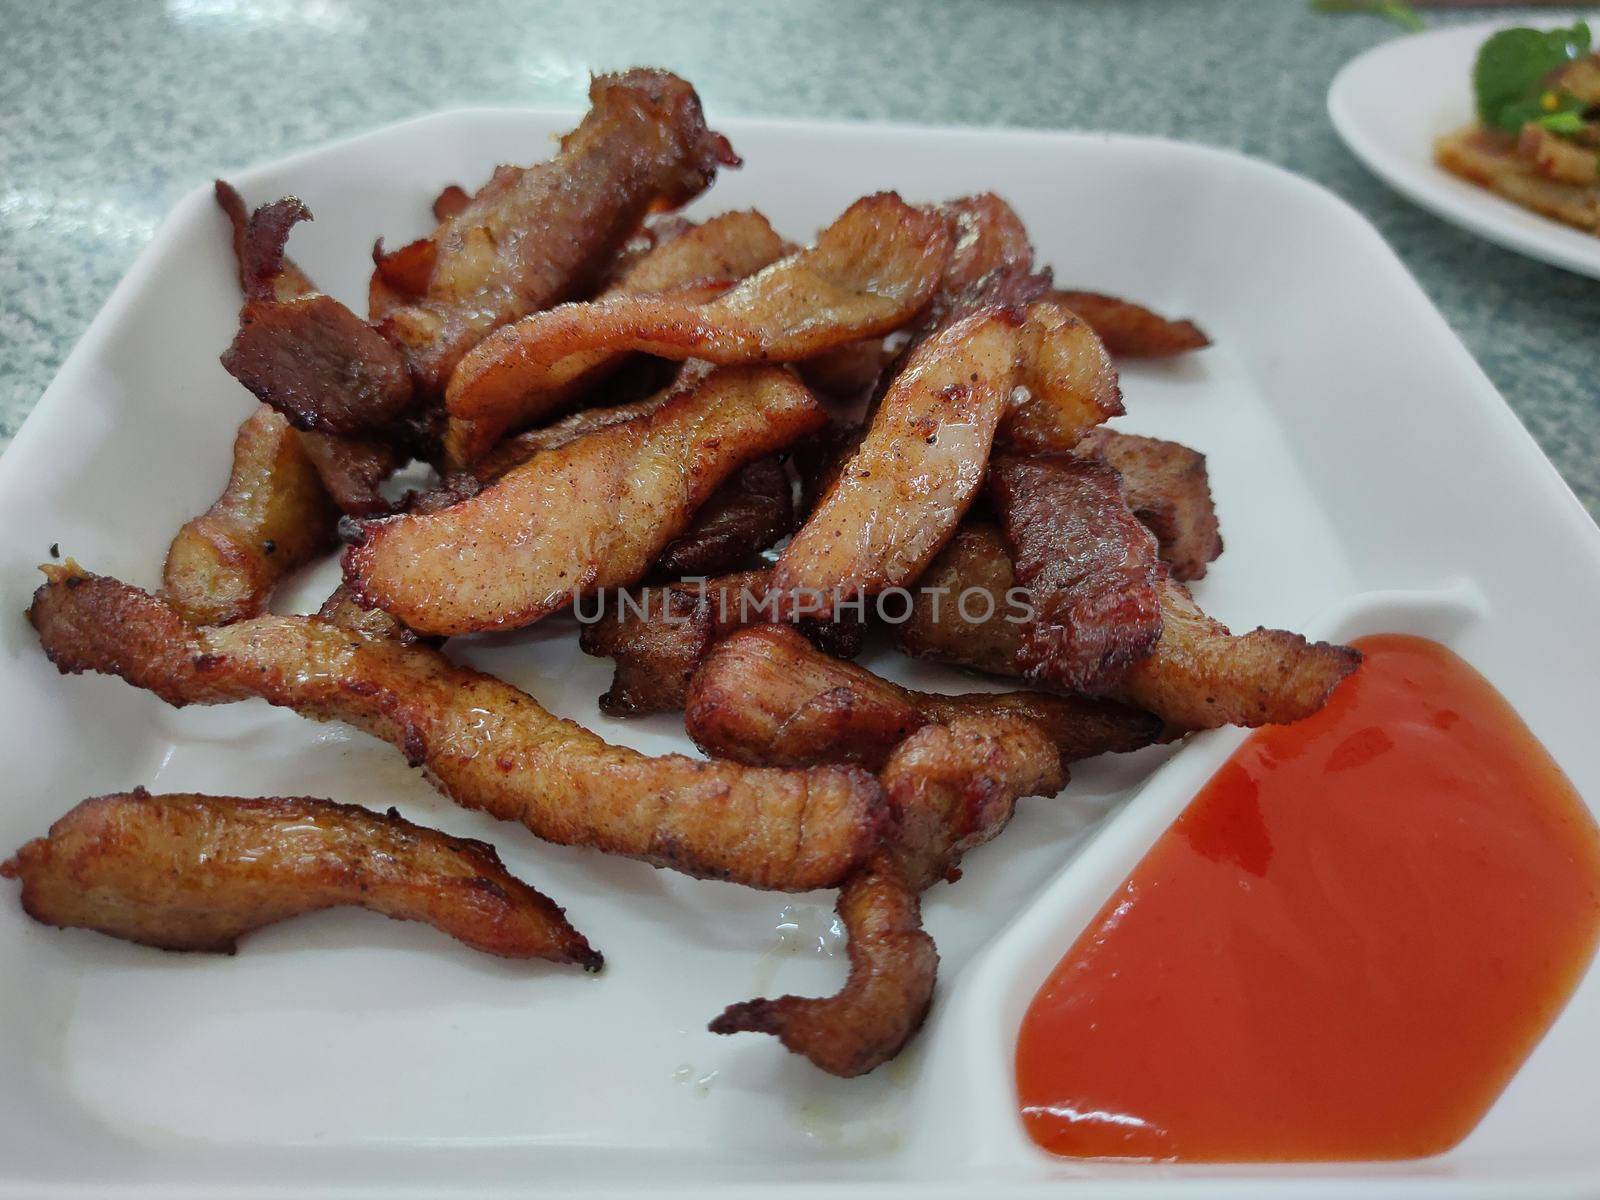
[20,63,1391,1086]
[2,788,600,967]
[1435,21,1599,234]
[1017,635,1600,1161]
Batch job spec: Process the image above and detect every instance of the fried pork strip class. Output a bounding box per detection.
[652,456,794,578]
[1051,289,1210,358]
[894,524,1359,731]
[344,365,826,635]
[988,455,1164,694]
[711,716,1064,1076]
[216,180,405,514]
[380,69,738,396]
[2,789,599,966]
[223,70,734,441]
[317,582,426,644]
[30,566,880,891]
[161,405,337,625]
[438,210,787,459]
[443,193,953,465]
[221,220,417,437]
[578,568,864,717]
[1076,427,1222,581]
[772,302,1121,615]
[685,624,1159,771]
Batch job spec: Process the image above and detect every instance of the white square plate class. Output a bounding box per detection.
[1328,11,1600,280]
[1,110,1598,1199]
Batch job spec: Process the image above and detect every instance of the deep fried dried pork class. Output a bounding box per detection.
[30,566,880,891]
[652,456,794,578]
[215,180,405,517]
[223,70,734,441]
[2,789,599,966]
[1076,427,1222,581]
[162,405,337,625]
[772,301,1121,615]
[442,193,953,465]
[578,568,864,717]
[1051,289,1210,358]
[380,68,737,396]
[895,524,1358,731]
[988,454,1164,693]
[711,716,1063,1076]
[221,207,416,437]
[685,624,1159,770]
[344,364,825,635]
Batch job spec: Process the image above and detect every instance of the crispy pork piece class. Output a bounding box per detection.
[578,568,864,717]
[988,455,1163,694]
[772,301,1121,616]
[652,457,794,578]
[894,524,1359,731]
[161,405,337,625]
[2,788,599,966]
[344,365,826,636]
[711,716,1063,1075]
[222,262,416,437]
[443,193,953,465]
[710,853,935,1077]
[30,566,880,891]
[1076,427,1222,581]
[797,339,887,401]
[316,582,426,644]
[225,70,735,439]
[431,184,471,223]
[1118,576,1362,732]
[380,68,738,396]
[1051,289,1210,358]
[216,181,405,516]
[685,624,1160,770]
[436,210,786,460]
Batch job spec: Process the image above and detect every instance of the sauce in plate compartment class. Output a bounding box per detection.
[1015,634,1600,1162]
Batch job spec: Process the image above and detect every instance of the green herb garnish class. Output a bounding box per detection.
[1535,110,1588,136]
[1474,22,1592,134]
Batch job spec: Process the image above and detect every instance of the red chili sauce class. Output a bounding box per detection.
[1015,634,1600,1162]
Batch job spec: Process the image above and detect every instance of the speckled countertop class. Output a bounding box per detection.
[2,0,1595,514]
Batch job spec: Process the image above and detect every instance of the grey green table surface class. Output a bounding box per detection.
[3,0,1595,516]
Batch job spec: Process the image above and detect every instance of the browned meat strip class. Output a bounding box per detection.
[1076,427,1223,581]
[443,193,952,465]
[711,716,1063,1075]
[344,365,825,635]
[161,405,337,625]
[894,524,1359,731]
[988,454,1164,693]
[30,566,881,891]
[1051,289,1210,358]
[685,624,1159,770]
[578,569,865,717]
[3,789,599,966]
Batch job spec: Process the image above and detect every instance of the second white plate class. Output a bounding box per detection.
[1328,12,1600,280]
